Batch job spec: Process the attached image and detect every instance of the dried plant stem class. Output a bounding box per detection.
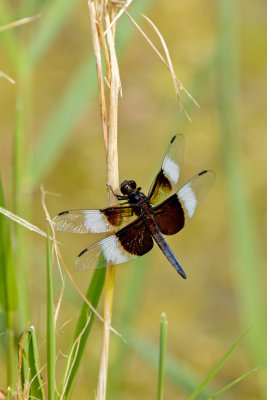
[0,13,41,33]
[88,1,120,399]
[88,2,108,151]
[88,1,197,397]
[0,70,15,84]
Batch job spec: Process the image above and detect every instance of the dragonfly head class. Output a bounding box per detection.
[120,180,138,195]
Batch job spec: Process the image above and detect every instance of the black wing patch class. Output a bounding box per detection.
[74,218,154,271]
[148,134,185,205]
[154,194,185,235]
[153,169,216,235]
[116,217,154,256]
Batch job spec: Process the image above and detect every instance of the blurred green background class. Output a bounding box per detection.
[0,0,267,399]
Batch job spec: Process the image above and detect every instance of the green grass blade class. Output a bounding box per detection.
[5,387,12,400]
[27,325,45,400]
[28,0,78,67]
[217,0,267,367]
[207,361,267,400]
[0,0,77,69]
[57,256,106,400]
[0,175,18,313]
[12,83,30,331]
[187,329,250,400]
[157,313,168,400]
[30,57,97,185]
[46,228,55,400]
[19,335,27,394]
[0,175,18,386]
[0,1,19,68]
[6,311,15,387]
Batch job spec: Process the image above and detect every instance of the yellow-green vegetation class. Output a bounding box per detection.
[0,0,267,399]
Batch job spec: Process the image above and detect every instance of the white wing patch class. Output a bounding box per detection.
[52,210,114,234]
[162,156,180,185]
[178,184,198,218]
[101,235,129,264]
[74,234,138,271]
[84,210,110,233]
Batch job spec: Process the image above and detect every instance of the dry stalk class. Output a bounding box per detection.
[87,1,198,398]
[0,206,52,240]
[0,13,41,33]
[88,1,121,399]
[88,2,108,151]
[0,70,15,84]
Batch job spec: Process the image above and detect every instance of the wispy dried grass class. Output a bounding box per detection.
[123,7,200,119]
[59,315,91,400]
[0,14,41,33]
[0,71,15,84]
[0,13,41,85]
[0,207,50,239]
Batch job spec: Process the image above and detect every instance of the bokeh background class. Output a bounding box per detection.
[0,0,267,399]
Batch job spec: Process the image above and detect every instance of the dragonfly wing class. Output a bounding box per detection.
[154,170,216,235]
[75,217,154,271]
[52,205,134,234]
[148,134,185,205]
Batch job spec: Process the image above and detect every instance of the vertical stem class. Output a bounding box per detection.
[47,229,55,400]
[6,311,14,387]
[218,0,267,383]
[88,1,120,398]
[88,2,108,151]
[13,85,29,326]
[97,265,116,399]
[96,21,120,400]
[157,313,168,400]
[12,55,31,331]
[5,387,12,400]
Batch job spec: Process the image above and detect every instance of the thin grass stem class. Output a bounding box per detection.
[207,361,267,400]
[157,313,168,400]
[0,13,41,33]
[6,311,15,387]
[87,2,121,398]
[46,228,56,400]
[27,326,45,400]
[187,329,250,400]
[5,387,12,400]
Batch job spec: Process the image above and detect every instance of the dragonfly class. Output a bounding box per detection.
[52,135,215,279]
